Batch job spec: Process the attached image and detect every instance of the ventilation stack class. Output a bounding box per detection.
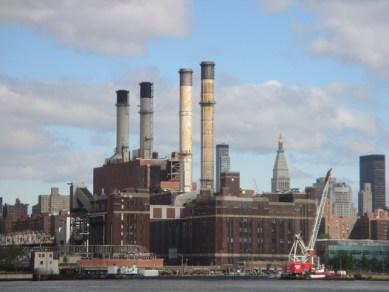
[179,68,193,192]
[115,89,129,162]
[139,82,154,159]
[200,61,215,193]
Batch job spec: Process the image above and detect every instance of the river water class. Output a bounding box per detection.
[0,279,387,291]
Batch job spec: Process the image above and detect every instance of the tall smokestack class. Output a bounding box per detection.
[139,82,153,159]
[116,89,129,162]
[179,68,193,193]
[200,61,215,193]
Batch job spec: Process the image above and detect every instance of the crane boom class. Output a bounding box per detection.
[307,168,332,251]
[285,168,332,276]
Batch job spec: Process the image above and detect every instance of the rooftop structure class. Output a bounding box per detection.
[271,135,290,192]
[216,144,230,193]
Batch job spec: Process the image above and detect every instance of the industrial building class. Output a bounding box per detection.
[150,173,316,266]
[93,87,180,196]
[215,144,230,193]
[86,60,322,269]
[89,79,185,250]
[88,190,150,248]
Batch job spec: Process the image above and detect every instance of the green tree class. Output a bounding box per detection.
[0,246,24,271]
[318,233,331,240]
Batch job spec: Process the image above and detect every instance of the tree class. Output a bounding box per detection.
[0,246,24,272]
[318,233,331,240]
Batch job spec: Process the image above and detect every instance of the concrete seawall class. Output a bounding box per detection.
[0,273,33,281]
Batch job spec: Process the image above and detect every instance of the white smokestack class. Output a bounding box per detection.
[116,90,129,162]
[179,68,193,192]
[139,82,153,159]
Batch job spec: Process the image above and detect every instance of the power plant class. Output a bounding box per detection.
[5,59,362,276]
[139,82,154,159]
[5,54,389,280]
[179,68,193,192]
[200,61,216,193]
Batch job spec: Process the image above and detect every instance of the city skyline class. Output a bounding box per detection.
[1,1,389,206]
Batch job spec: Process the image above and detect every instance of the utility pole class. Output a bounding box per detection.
[181,254,184,276]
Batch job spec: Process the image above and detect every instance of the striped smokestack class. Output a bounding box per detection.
[200,61,215,193]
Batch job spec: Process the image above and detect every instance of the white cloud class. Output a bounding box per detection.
[0,79,114,129]
[0,0,190,57]
[0,77,115,183]
[326,83,370,101]
[0,74,381,183]
[261,0,293,12]
[215,80,377,159]
[262,0,389,75]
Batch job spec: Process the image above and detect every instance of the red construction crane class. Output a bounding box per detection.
[284,168,332,278]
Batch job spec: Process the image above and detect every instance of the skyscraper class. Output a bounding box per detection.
[360,155,386,211]
[358,183,373,215]
[332,182,355,217]
[271,135,290,192]
[314,177,355,217]
[216,144,230,193]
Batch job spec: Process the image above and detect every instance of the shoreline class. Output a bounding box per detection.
[2,273,389,282]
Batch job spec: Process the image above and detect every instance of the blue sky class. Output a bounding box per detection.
[1,0,389,208]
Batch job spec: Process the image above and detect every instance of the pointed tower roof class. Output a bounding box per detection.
[273,134,289,179]
[271,134,290,192]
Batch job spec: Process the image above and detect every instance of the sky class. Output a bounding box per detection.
[1,0,389,208]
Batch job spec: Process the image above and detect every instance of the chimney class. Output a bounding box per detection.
[179,68,193,192]
[116,89,129,162]
[200,61,215,193]
[139,82,153,159]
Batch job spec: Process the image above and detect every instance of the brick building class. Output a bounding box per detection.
[3,198,28,221]
[356,209,389,240]
[1,198,29,233]
[93,159,163,196]
[321,198,357,240]
[150,172,317,266]
[89,190,150,249]
[93,156,182,196]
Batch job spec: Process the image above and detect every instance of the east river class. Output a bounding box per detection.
[0,279,388,292]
